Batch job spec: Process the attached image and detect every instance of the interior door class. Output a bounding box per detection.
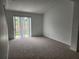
[0,0,9,59]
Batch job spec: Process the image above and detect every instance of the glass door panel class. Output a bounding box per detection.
[23,17,30,38]
[13,16,31,39]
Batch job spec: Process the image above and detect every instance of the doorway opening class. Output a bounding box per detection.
[13,16,31,39]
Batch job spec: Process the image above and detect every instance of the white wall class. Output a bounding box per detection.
[43,0,74,45]
[6,10,43,39]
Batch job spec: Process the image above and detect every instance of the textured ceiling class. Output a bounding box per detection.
[5,0,57,14]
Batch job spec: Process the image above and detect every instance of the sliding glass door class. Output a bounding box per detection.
[13,16,31,39]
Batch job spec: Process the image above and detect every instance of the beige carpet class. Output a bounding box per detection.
[9,37,79,59]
